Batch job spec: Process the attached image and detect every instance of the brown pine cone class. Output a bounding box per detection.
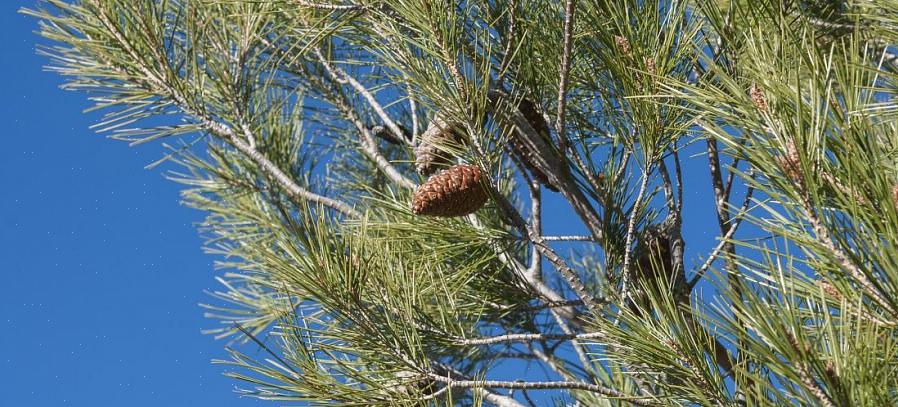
[635,226,673,281]
[511,98,559,191]
[412,164,488,217]
[415,115,463,176]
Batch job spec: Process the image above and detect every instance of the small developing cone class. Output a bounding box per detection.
[412,164,489,217]
[785,330,813,355]
[636,57,656,88]
[615,35,631,56]
[511,98,559,191]
[892,183,898,211]
[778,141,802,181]
[415,115,463,176]
[818,280,842,300]
[750,83,769,113]
[644,57,657,77]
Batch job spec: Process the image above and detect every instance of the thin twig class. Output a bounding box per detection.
[293,0,364,11]
[621,166,652,298]
[542,235,594,241]
[549,308,596,380]
[799,191,897,315]
[434,363,525,407]
[687,183,754,290]
[514,299,585,312]
[528,178,543,277]
[457,331,605,346]
[555,0,577,149]
[430,376,654,405]
[313,49,410,147]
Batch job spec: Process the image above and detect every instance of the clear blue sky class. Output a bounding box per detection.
[1,2,266,406]
[1,2,728,406]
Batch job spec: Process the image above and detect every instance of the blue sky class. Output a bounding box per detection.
[1,2,265,406]
[1,1,731,406]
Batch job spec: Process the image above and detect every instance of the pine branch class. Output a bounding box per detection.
[542,235,594,241]
[688,181,754,290]
[621,166,652,298]
[457,331,605,346]
[799,190,897,316]
[322,82,417,190]
[491,90,606,241]
[430,376,655,405]
[90,5,360,218]
[313,48,410,147]
[292,0,364,11]
[555,0,576,149]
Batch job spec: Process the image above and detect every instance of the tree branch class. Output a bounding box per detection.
[323,84,418,190]
[621,166,651,298]
[457,331,605,346]
[687,182,754,290]
[292,0,364,11]
[542,235,594,241]
[431,376,654,405]
[555,0,577,149]
[313,48,410,147]
[491,90,605,241]
[92,7,360,218]
[799,191,897,315]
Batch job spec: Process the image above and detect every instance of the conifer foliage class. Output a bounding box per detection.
[24,0,898,405]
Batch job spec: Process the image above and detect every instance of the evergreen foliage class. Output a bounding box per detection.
[23,0,898,405]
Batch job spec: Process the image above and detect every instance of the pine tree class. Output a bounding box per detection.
[24,0,898,405]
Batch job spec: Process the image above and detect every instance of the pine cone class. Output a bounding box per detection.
[415,115,463,176]
[635,226,673,281]
[750,83,769,113]
[412,164,488,217]
[371,124,412,145]
[511,98,559,191]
